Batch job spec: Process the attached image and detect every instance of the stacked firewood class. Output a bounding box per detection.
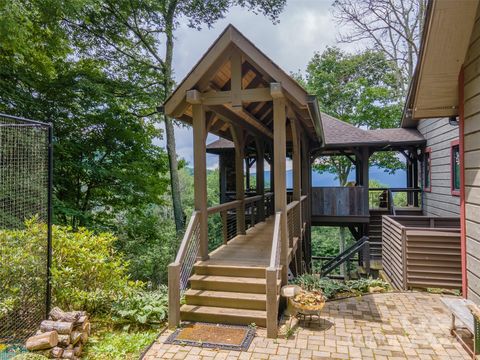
[25,307,90,359]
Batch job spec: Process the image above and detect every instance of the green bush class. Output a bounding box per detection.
[292,275,390,299]
[112,287,168,325]
[11,354,48,360]
[1,219,141,317]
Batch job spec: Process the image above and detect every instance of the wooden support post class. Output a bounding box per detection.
[255,137,266,222]
[168,263,181,328]
[232,125,246,235]
[272,83,288,285]
[360,147,370,213]
[230,50,242,109]
[406,153,413,206]
[301,135,311,272]
[192,103,209,260]
[245,157,251,191]
[266,268,278,338]
[413,153,420,207]
[291,117,303,275]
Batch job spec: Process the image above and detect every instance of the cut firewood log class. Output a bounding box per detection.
[57,334,71,347]
[51,346,64,358]
[74,315,88,327]
[50,307,86,323]
[62,349,76,359]
[80,321,90,343]
[70,331,82,346]
[40,320,73,335]
[73,344,82,357]
[26,330,58,351]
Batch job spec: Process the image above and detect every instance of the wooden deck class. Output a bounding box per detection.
[198,217,275,268]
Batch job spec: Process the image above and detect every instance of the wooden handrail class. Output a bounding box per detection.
[244,194,263,204]
[300,195,307,202]
[174,211,199,264]
[268,212,282,269]
[207,200,241,215]
[286,200,299,213]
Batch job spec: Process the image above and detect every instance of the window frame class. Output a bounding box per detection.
[423,147,432,192]
[451,139,460,196]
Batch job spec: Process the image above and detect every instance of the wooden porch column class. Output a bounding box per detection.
[245,157,251,191]
[192,103,209,261]
[271,83,288,285]
[231,125,246,235]
[301,134,311,272]
[291,117,302,275]
[255,137,266,221]
[413,152,420,207]
[360,147,370,213]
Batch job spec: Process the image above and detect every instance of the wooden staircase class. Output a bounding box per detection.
[368,209,389,261]
[180,264,281,327]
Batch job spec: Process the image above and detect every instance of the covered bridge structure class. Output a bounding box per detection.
[164,24,449,338]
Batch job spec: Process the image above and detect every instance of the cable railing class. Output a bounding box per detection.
[168,194,276,328]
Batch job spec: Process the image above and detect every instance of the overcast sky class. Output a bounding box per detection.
[162,0,361,168]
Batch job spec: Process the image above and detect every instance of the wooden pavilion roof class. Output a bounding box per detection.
[318,112,425,155]
[163,24,322,145]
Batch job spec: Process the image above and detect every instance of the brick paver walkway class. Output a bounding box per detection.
[143,292,471,359]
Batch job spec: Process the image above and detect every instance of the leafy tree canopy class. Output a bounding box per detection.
[303,47,404,184]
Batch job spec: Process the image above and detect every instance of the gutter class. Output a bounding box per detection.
[306,95,324,146]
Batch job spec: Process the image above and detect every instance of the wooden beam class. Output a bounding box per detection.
[192,104,209,260]
[186,89,202,104]
[200,88,272,105]
[230,50,243,108]
[231,125,246,235]
[270,82,284,99]
[255,137,265,221]
[229,106,274,138]
[273,93,288,285]
[208,105,271,140]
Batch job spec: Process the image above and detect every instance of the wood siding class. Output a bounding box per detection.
[382,216,461,290]
[417,118,460,217]
[311,187,368,217]
[464,10,480,305]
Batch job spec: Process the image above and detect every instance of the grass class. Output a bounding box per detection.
[81,318,163,360]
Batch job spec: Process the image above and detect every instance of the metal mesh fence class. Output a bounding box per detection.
[0,114,52,359]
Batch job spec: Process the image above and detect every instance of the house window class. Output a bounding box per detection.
[424,148,431,192]
[451,140,460,196]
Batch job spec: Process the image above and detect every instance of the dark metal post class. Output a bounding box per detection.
[46,124,53,317]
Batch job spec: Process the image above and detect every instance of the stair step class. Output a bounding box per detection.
[185,289,267,310]
[189,274,280,293]
[194,264,266,278]
[180,305,267,327]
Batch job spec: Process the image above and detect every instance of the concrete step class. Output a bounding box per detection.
[194,264,266,278]
[180,305,267,327]
[185,289,267,310]
[189,274,280,293]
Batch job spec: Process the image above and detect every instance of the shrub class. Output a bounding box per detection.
[0,219,140,317]
[292,275,390,299]
[11,354,48,360]
[112,287,168,325]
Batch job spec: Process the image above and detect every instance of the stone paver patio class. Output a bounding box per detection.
[143,292,471,360]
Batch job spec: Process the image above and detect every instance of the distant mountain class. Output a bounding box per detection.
[185,165,407,188]
[264,166,406,188]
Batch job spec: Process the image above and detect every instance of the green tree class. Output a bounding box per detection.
[305,47,404,184]
[66,0,287,234]
[305,48,403,272]
[0,0,171,229]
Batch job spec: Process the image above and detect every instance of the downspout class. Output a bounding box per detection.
[459,66,468,298]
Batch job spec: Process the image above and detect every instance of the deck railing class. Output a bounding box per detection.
[369,188,422,212]
[168,193,276,328]
[168,211,200,327]
[266,211,281,338]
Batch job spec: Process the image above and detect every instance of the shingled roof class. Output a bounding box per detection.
[320,112,425,148]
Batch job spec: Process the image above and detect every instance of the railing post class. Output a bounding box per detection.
[221,211,228,244]
[266,267,278,338]
[363,239,371,275]
[168,263,181,329]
